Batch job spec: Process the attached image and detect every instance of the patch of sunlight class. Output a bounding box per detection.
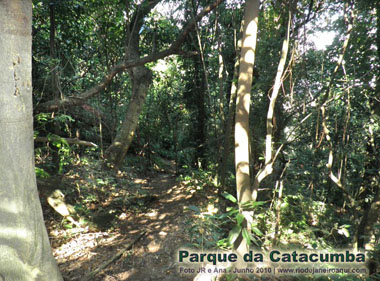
[158,231,167,237]
[153,1,184,23]
[134,178,147,184]
[147,241,160,253]
[152,59,168,73]
[147,210,158,218]
[0,201,21,215]
[118,213,128,220]
[307,10,340,51]
[0,226,29,239]
[158,214,167,220]
[310,31,336,50]
[206,204,218,215]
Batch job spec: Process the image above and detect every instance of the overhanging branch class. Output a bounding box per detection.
[34,0,224,113]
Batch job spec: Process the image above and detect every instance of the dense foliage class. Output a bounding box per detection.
[32,0,380,280]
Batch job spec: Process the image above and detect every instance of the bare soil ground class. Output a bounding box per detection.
[39,161,203,281]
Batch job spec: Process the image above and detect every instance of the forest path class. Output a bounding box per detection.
[53,161,199,281]
[117,167,196,281]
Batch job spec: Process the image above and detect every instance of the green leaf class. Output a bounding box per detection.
[242,228,251,246]
[235,213,244,225]
[340,224,351,228]
[251,226,263,236]
[188,205,200,214]
[228,225,241,245]
[35,167,50,179]
[218,209,239,219]
[240,200,266,209]
[222,192,237,203]
[60,138,69,146]
[250,201,266,208]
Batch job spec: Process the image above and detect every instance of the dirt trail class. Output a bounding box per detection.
[54,164,199,281]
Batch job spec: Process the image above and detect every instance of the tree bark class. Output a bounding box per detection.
[35,136,98,147]
[104,0,156,167]
[235,0,259,205]
[219,22,242,189]
[233,0,259,255]
[220,58,238,189]
[105,63,152,167]
[105,0,225,167]
[0,1,63,280]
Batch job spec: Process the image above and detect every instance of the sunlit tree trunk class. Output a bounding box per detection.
[235,0,259,204]
[0,1,63,280]
[234,0,259,255]
[251,12,291,198]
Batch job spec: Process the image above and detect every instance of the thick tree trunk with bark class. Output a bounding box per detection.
[105,63,152,167]
[0,1,63,280]
[104,1,156,167]
[105,0,225,168]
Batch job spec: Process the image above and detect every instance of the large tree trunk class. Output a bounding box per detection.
[105,62,152,167]
[0,1,63,280]
[105,1,156,167]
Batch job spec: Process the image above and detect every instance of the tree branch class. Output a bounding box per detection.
[35,136,98,147]
[35,0,224,113]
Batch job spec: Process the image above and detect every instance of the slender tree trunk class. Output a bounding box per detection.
[0,1,63,280]
[251,12,291,198]
[234,0,259,255]
[49,3,59,101]
[235,0,259,205]
[318,3,355,204]
[196,60,207,168]
[219,57,239,189]
[219,23,242,189]
[374,0,380,115]
[49,2,63,172]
